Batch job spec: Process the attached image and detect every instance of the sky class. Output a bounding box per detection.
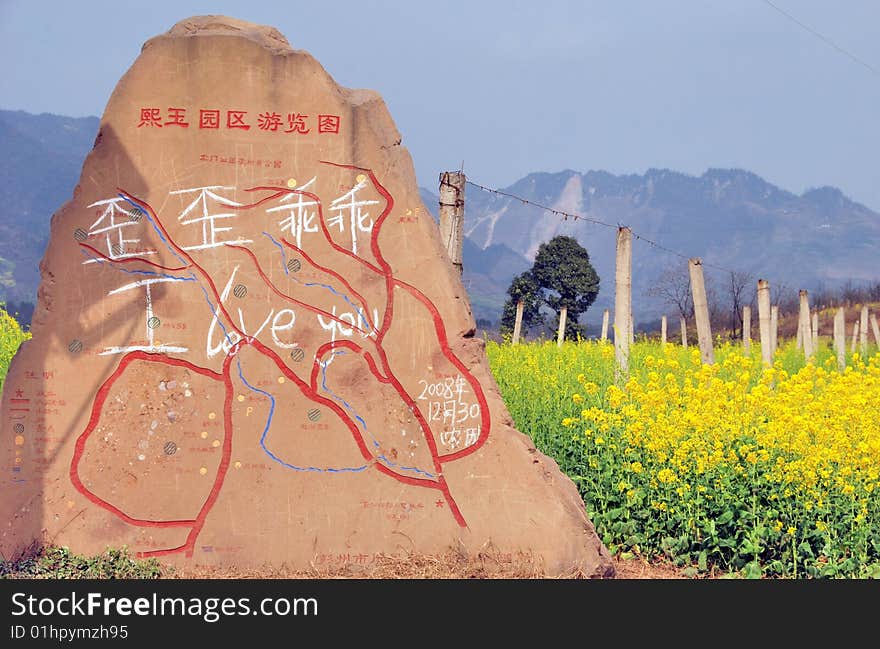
[1,0,879,210]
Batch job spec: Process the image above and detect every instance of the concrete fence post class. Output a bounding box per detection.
[833,307,845,371]
[757,279,772,366]
[614,227,632,382]
[689,258,714,364]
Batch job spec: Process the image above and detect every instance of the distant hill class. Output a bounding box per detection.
[422,167,880,329]
[3,109,878,332]
[0,110,100,305]
[418,187,531,325]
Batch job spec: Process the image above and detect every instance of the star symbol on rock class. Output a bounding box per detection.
[435,499,445,508]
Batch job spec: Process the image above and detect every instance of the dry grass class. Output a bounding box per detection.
[169,544,711,580]
[168,542,603,579]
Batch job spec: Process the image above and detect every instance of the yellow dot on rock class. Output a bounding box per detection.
[14,435,24,446]
[277,376,285,384]
[237,394,245,402]
[199,467,208,476]
[14,457,22,465]
[200,431,208,439]
[208,412,216,420]
[356,174,367,183]
[234,461,242,469]
[212,440,221,448]
[287,178,297,188]
[67,500,75,509]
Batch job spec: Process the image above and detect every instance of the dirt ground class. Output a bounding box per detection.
[166,549,713,579]
[611,555,696,579]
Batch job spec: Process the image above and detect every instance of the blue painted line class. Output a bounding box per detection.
[319,352,436,479]
[261,232,375,336]
[78,249,194,282]
[197,282,238,348]
[261,232,289,275]
[107,193,424,479]
[397,464,436,478]
[303,281,373,335]
[118,194,189,266]
[113,193,239,348]
[320,351,368,433]
[237,360,368,474]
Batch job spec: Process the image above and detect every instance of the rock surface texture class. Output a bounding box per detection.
[0,16,613,577]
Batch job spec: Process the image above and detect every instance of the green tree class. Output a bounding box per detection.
[531,235,600,339]
[500,271,542,337]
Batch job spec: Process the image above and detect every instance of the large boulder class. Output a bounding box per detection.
[0,16,613,577]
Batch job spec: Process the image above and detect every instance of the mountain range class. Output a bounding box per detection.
[422,168,880,330]
[2,109,879,330]
[0,110,100,307]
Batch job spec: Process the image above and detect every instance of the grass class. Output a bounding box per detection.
[1,546,164,579]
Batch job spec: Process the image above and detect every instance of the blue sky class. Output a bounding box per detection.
[1,1,878,209]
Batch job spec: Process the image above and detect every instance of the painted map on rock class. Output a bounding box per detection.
[0,15,612,576]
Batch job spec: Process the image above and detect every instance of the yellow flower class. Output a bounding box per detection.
[657,468,677,484]
[630,461,643,474]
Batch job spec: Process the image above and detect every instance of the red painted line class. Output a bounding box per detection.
[365,343,466,525]
[233,182,385,275]
[10,398,30,403]
[316,162,476,523]
[373,462,444,490]
[77,242,191,272]
[179,182,381,339]
[309,342,390,387]
[362,352,390,383]
[295,185,384,276]
[320,163,396,338]
[236,187,292,209]
[341,163,489,460]
[117,190,248,348]
[230,185,461,504]
[311,341,364,389]
[256,340,445,492]
[310,332,467,523]
[9,409,29,412]
[280,237,375,324]
[177,347,239,557]
[225,243,370,336]
[106,178,480,540]
[253,340,380,474]
[137,544,188,559]
[394,280,491,462]
[69,351,221,529]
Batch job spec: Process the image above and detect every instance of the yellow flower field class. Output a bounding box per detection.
[487,337,880,578]
[0,304,30,390]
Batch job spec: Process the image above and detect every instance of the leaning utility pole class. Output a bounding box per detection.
[438,171,465,275]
